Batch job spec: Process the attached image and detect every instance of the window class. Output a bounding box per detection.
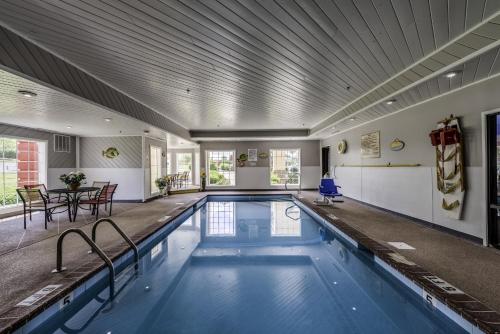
[53,134,71,153]
[270,149,300,185]
[166,153,172,174]
[176,153,192,184]
[207,150,235,186]
[1,138,46,208]
[207,202,235,236]
[150,145,162,194]
[270,202,301,237]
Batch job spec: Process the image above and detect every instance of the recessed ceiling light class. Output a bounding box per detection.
[349,117,356,121]
[386,99,397,105]
[104,118,112,122]
[66,125,72,129]
[444,70,461,78]
[18,90,37,97]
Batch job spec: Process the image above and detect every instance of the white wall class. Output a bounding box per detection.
[79,168,144,201]
[322,75,500,241]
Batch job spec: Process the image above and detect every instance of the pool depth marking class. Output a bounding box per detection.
[387,242,416,250]
[16,285,62,307]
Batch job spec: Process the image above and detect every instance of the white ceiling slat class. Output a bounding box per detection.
[391,0,425,61]
[294,0,381,85]
[333,0,396,75]
[314,0,390,80]
[484,0,500,18]
[371,0,414,67]
[352,0,405,69]
[475,47,499,80]
[448,0,467,39]
[409,0,435,56]
[466,0,487,29]
[429,0,450,48]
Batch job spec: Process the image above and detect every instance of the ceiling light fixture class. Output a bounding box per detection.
[386,99,397,105]
[66,125,72,129]
[104,118,112,122]
[18,90,37,97]
[444,70,461,78]
[349,117,356,121]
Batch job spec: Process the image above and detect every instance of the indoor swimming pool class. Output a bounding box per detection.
[31,197,468,333]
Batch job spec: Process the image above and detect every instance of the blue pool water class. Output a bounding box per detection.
[35,199,467,333]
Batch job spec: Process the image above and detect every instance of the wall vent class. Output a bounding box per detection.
[53,134,71,153]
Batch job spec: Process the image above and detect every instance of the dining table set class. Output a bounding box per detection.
[47,186,100,222]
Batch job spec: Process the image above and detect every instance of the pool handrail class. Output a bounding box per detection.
[91,218,139,270]
[52,228,115,298]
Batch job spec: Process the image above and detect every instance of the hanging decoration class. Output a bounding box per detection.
[390,138,405,151]
[102,147,119,159]
[429,115,465,219]
[337,140,347,154]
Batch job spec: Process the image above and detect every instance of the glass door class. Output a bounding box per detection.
[487,113,500,248]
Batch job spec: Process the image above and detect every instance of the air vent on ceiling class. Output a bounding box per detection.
[53,134,71,153]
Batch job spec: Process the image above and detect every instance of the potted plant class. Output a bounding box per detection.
[200,168,207,191]
[59,171,86,190]
[155,177,168,197]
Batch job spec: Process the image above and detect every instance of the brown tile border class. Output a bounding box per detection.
[292,194,500,334]
[1,192,498,333]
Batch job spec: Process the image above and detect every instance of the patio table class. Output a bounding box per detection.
[47,187,100,222]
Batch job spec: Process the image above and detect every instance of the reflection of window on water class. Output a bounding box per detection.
[207,202,235,236]
[271,202,301,237]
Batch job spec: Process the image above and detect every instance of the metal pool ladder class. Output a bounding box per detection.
[52,228,116,298]
[91,218,139,270]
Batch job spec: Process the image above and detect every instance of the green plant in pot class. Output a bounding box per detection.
[59,172,86,190]
[155,176,173,197]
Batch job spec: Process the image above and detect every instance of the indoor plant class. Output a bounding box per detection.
[200,168,206,191]
[155,176,173,197]
[59,171,86,190]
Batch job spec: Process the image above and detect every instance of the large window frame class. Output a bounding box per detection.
[1,137,47,209]
[150,145,162,194]
[269,148,301,186]
[206,150,236,187]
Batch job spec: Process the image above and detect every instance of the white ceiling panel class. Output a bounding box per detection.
[0,0,499,135]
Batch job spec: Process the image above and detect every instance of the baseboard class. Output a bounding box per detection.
[114,199,144,203]
[344,196,484,245]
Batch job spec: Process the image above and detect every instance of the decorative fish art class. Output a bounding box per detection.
[102,147,119,159]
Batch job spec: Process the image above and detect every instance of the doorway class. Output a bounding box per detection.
[321,146,330,177]
[486,113,500,248]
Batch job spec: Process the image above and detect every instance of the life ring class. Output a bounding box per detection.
[337,140,347,154]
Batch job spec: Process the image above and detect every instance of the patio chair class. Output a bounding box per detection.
[16,188,69,229]
[315,179,343,206]
[80,181,110,202]
[79,184,117,220]
[24,183,61,203]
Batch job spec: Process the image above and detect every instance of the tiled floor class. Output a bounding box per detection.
[0,191,499,330]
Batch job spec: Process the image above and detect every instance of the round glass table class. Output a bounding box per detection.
[47,187,100,222]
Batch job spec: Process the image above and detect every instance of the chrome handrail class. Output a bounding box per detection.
[285,205,301,221]
[91,218,139,270]
[52,228,115,298]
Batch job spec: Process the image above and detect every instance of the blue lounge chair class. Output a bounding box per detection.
[316,178,343,205]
